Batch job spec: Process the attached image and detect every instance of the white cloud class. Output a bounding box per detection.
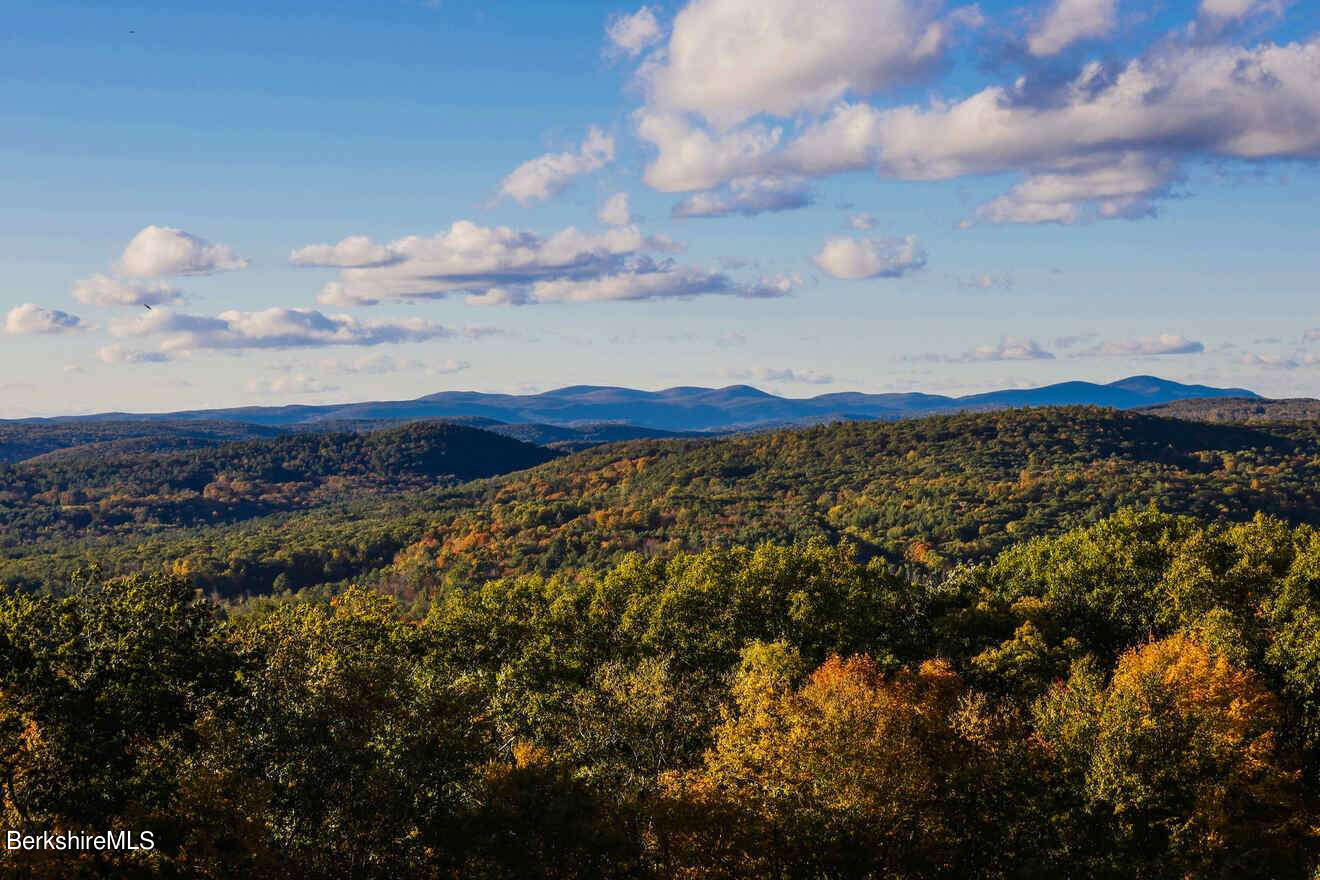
[72,273,183,308]
[110,307,456,353]
[812,235,925,279]
[246,374,339,396]
[289,235,399,268]
[636,110,785,192]
[498,127,615,204]
[606,6,664,57]
[642,0,978,128]
[848,213,877,230]
[116,225,248,277]
[300,219,769,308]
[308,221,651,306]
[1238,352,1315,369]
[966,154,1175,226]
[1084,334,1206,356]
[4,303,85,335]
[97,344,170,365]
[598,192,633,226]
[634,36,1320,224]
[1028,0,1117,56]
[906,338,1056,362]
[967,338,1055,361]
[672,175,812,217]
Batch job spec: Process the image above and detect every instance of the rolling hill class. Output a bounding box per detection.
[8,375,1258,432]
[0,421,558,545]
[5,404,1317,600]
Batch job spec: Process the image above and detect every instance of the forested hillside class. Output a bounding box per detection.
[0,419,284,464]
[5,407,1320,601]
[0,422,557,547]
[383,407,1320,592]
[1143,396,1320,423]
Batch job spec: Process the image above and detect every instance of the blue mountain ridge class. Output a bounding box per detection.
[10,375,1260,432]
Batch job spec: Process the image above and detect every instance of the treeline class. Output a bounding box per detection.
[0,422,556,547]
[3,509,1318,878]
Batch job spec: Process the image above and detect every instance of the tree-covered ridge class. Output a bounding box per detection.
[0,422,558,547]
[5,405,1320,601]
[1142,395,1320,423]
[386,407,1320,591]
[0,419,284,464]
[3,509,1319,877]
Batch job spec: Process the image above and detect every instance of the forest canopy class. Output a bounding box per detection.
[3,407,1320,877]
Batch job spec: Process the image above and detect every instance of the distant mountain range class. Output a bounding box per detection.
[9,375,1261,433]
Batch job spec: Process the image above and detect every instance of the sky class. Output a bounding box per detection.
[2,0,1319,416]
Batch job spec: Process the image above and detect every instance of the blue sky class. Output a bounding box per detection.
[2,0,1318,415]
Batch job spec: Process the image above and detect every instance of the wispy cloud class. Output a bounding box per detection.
[1081,334,1205,357]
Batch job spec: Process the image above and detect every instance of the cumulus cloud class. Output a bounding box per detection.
[812,235,925,279]
[289,235,400,268]
[672,176,812,218]
[642,0,979,128]
[97,344,170,365]
[116,226,248,277]
[966,338,1055,361]
[498,127,615,204]
[4,303,85,335]
[1027,0,1117,56]
[966,154,1175,226]
[633,33,1320,224]
[72,274,184,308]
[110,307,457,353]
[598,192,633,226]
[606,6,664,57]
[1083,334,1206,356]
[308,221,651,305]
[299,219,775,307]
